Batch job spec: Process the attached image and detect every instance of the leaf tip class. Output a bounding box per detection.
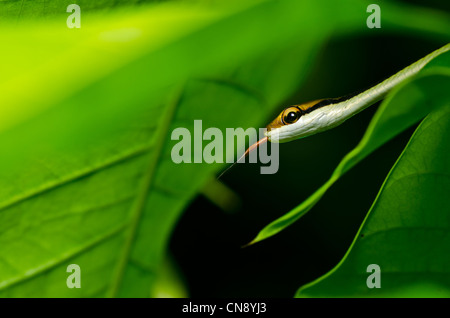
[241,236,262,248]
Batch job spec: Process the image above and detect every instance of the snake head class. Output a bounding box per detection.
[265,99,327,143]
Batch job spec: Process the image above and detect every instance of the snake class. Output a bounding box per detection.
[219,43,450,178]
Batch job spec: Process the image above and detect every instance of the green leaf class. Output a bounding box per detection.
[151,254,188,298]
[0,0,161,20]
[297,104,450,297]
[248,50,450,245]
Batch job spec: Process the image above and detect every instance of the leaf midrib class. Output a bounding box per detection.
[107,85,183,297]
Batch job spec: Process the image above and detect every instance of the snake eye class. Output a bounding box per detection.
[282,107,301,124]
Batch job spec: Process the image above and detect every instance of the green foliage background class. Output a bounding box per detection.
[0,0,448,297]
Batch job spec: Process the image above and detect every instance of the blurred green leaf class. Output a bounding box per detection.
[0,0,161,20]
[151,254,188,298]
[248,50,450,245]
[297,103,450,297]
[0,0,352,297]
[200,178,241,213]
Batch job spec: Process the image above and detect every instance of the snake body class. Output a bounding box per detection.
[266,43,450,143]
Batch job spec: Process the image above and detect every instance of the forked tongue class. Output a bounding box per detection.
[217,136,268,179]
